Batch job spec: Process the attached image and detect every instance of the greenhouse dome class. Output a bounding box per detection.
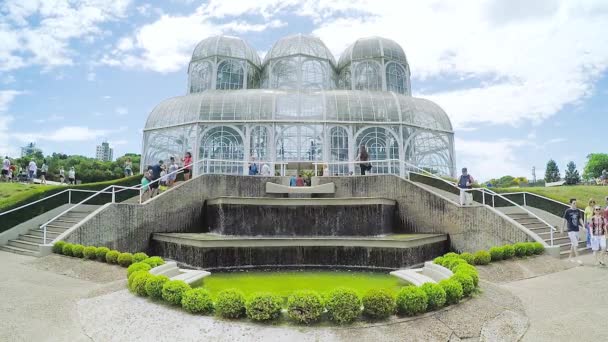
[143,34,456,177]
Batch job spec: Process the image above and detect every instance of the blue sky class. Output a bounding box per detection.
[1,0,607,181]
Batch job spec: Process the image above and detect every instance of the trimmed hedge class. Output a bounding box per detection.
[71,244,84,258]
[215,289,246,319]
[473,250,491,265]
[132,252,149,263]
[83,246,97,260]
[489,246,504,261]
[145,275,169,299]
[246,293,283,321]
[325,288,361,324]
[117,252,133,267]
[453,264,479,287]
[181,288,214,315]
[452,272,475,297]
[61,243,74,256]
[523,242,535,256]
[513,243,527,257]
[439,279,463,304]
[127,262,152,277]
[52,241,66,254]
[459,252,475,265]
[105,250,120,264]
[287,290,324,324]
[532,242,545,255]
[362,288,396,319]
[128,270,148,288]
[162,280,191,305]
[502,245,515,259]
[396,286,428,316]
[95,247,110,261]
[420,283,446,310]
[142,256,165,268]
[130,272,152,296]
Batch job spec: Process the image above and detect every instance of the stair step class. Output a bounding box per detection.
[19,234,46,244]
[8,239,41,251]
[514,218,543,224]
[29,229,61,238]
[523,222,552,228]
[0,245,39,257]
[47,221,74,228]
[506,213,532,218]
[54,218,81,224]
[560,246,592,258]
[45,224,71,232]
[557,241,587,251]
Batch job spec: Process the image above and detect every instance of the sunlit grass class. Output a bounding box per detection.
[495,186,608,209]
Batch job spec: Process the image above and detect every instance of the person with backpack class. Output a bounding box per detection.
[355,144,371,175]
[458,167,474,205]
[248,158,258,176]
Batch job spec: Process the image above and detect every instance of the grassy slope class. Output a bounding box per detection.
[494,186,608,209]
[201,271,406,298]
[0,183,62,211]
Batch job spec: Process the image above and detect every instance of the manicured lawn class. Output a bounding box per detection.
[494,186,608,209]
[0,183,60,211]
[201,270,407,298]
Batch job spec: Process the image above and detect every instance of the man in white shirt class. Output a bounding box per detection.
[28,160,37,183]
[2,156,10,182]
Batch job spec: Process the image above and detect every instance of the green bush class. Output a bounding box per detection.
[71,244,84,258]
[439,279,463,304]
[459,252,475,265]
[246,293,283,322]
[145,275,169,299]
[362,288,396,319]
[52,241,66,254]
[83,246,97,260]
[215,289,246,319]
[489,246,504,261]
[117,252,133,267]
[523,242,535,256]
[95,247,110,261]
[420,283,446,310]
[127,262,152,277]
[433,256,445,266]
[130,272,152,296]
[162,280,191,305]
[473,250,491,265]
[132,252,149,263]
[443,252,459,258]
[325,288,361,324]
[61,243,74,256]
[105,250,120,264]
[396,286,428,316]
[442,257,467,271]
[142,256,165,268]
[287,290,324,324]
[502,244,515,259]
[128,270,147,288]
[452,272,475,297]
[532,242,545,255]
[452,264,479,287]
[513,243,527,257]
[181,288,214,315]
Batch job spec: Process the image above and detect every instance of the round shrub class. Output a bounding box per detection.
[71,244,84,258]
[95,247,110,261]
[117,252,133,267]
[128,270,147,288]
[362,288,395,319]
[162,280,191,305]
[489,246,504,262]
[132,252,149,263]
[61,243,74,256]
[502,244,515,259]
[127,262,152,277]
[439,279,463,304]
[246,293,283,321]
[513,243,527,257]
[83,246,97,260]
[181,288,214,314]
[420,283,446,310]
[523,242,535,256]
[215,289,246,319]
[287,290,324,324]
[396,286,427,316]
[105,250,120,264]
[452,272,475,297]
[453,264,479,287]
[473,250,491,265]
[130,272,152,296]
[459,252,475,265]
[443,257,467,271]
[52,241,66,254]
[532,242,545,255]
[443,252,459,258]
[325,288,362,324]
[145,275,169,299]
[433,256,445,266]
[142,256,165,268]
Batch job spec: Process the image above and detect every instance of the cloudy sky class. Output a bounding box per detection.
[1,0,607,180]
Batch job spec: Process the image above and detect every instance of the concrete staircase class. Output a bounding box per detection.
[0,206,100,257]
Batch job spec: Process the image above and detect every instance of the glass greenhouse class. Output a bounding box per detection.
[143,34,455,176]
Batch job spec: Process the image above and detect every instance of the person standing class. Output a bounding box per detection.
[457,167,474,205]
[1,156,10,182]
[68,167,76,185]
[40,160,48,185]
[584,199,596,248]
[28,159,37,183]
[355,145,370,175]
[589,205,607,266]
[289,175,297,187]
[59,167,65,184]
[182,152,192,181]
[296,174,305,187]
[260,163,271,176]
[167,156,179,186]
[149,160,163,198]
[248,158,258,176]
[124,158,133,177]
[561,198,585,264]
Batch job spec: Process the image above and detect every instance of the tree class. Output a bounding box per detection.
[583,153,608,180]
[544,159,560,183]
[564,161,580,185]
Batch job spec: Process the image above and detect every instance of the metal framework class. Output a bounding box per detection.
[144,34,455,176]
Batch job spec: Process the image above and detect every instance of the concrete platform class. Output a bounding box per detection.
[206,196,396,206]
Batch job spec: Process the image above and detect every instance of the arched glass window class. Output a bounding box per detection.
[271,59,297,89]
[301,60,325,89]
[276,125,322,161]
[249,126,268,160]
[189,61,212,93]
[354,61,381,91]
[200,126,244,174]
[330,127,349,161]
[338,66,351,89]
[355,127,399,174]
[216,60,244,90]
[386,63,406,94]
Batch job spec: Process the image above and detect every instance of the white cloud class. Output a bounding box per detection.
[455,137,531,181]
[0,90,22,156]
[115,106,128,116]
[12,125,127,143]
[0,90,22,111]
[101,95,111,100]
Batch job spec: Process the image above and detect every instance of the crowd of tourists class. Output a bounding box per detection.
[564,197,608,266]
[140,153,191,200]
[2,156,76,184]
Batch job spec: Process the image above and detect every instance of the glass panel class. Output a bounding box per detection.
[354,61,381,91]
[217,60,244,90]
[189,61,213,93]
[301,59,326,90]
[200,126,244,174]
[276,125,323,161]
[386,63,406,94]
[249,126,269,160]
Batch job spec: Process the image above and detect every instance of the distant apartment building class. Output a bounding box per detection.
[21,142,43,157]
[96,141,113,161]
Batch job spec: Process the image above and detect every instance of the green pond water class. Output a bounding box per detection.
[200,270,408,297]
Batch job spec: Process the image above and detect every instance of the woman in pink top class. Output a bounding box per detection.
[182,152,192,181]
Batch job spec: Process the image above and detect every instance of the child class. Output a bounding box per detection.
[589,205,607,266]
[141,171,151,201]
